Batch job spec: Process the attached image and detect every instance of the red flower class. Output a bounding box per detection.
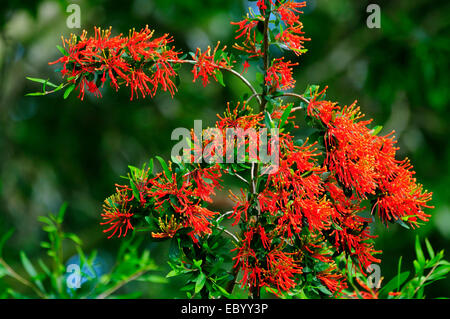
[49,26,181,100]
[100,186,134,239]
[317,264,347,296]
[275,1,307,26]
[265,58,298,90]
[264,249,302,293]
[191,42,234,87]
[229,189,250,226]
[374,160,433,227]
[189,165,223,203]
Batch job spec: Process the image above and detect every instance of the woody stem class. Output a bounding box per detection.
[259,2,271,113]
[250,0,272,300]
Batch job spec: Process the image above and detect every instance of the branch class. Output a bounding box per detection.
[96,267,151,299]
[0,258,47,299]
[172,59,262,104]
[412,262,439,297]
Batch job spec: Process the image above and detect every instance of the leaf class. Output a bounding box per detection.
[169,238,180,260]
[26,77,59,88]
[264,111,275,129]
[166,269,180,278]
[395,218,410,229]
[424,238,435,259]
[371,125,383,135]
[155,156,172,182]
[380,271,410,294]
[415,235,426,267]
[0,229,14,257]
[64,83,76,99]
[56,45,69,56]
[137,275,168,284]
[20,251,45,292]
[214,69,226,87]
[278,104,293,129]
[57,202,68,223]
[195,272,207,294]
[65,233,82,246]
[25,92,46,96]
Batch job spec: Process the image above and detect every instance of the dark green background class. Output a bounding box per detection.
[0,0,449,297]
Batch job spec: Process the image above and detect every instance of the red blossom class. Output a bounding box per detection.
[49,26,181,100]
[265,58,298,90]
[191,42,234,87]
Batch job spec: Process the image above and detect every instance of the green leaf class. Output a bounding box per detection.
[25,92,46,96]
[56,45,69,56]
[57,202,68,223]
[415,235,426,267]
[20,251,45,292]
[195,272,207,294]
[65,233,82,246]
[0,229,14,257]
[395,218,410,229]
[214,69,226,87]
[64,83,76,99]
[371,125,383,135]
[137,274,168,284]
[264,111,275,129]
[278,104,293,129]
[166,269,180,278]
[26,77,59,88]
[155,156,172,182]
[380,271,410,294]
[424,238,435,259]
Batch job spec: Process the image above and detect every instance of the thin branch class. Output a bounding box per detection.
[216,211,234,222]
[0,258,47,299]
[234,172,249,184]
[412,263,439,297]
[217,227,239,243]
[276,92,310,105]
[170,59,262,104]
[96,267,151,299]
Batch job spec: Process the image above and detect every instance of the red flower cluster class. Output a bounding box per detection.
[275,1,310,55]
[308,89,433,228]
[50,26,180,100]
[101,164,223,241]
[230,16,263,58]
[265,58,298,90]
[100,185,135,239]
[191,42,234,87]
[232,226,302,294]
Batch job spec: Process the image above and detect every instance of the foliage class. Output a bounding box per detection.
[0,204,164,299]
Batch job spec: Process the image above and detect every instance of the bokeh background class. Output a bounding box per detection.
[0,0,449,298]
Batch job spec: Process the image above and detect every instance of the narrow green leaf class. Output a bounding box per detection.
[214,69,226,87]
[380,271,410,294]
[0,229,14,257]
[424,238,435,259]
[20,251,45,292]
[195,272,207,294]
[278,104,293,129]
[57,202,68,223]
[415,235,426,266]
[56,45,69,56]
[155,156,172,182]
[26,77,58,88]
[64,83,76,99]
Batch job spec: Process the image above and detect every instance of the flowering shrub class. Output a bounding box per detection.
[25,0,448,299]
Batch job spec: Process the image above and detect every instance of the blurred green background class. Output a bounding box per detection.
[0,0,449,298]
